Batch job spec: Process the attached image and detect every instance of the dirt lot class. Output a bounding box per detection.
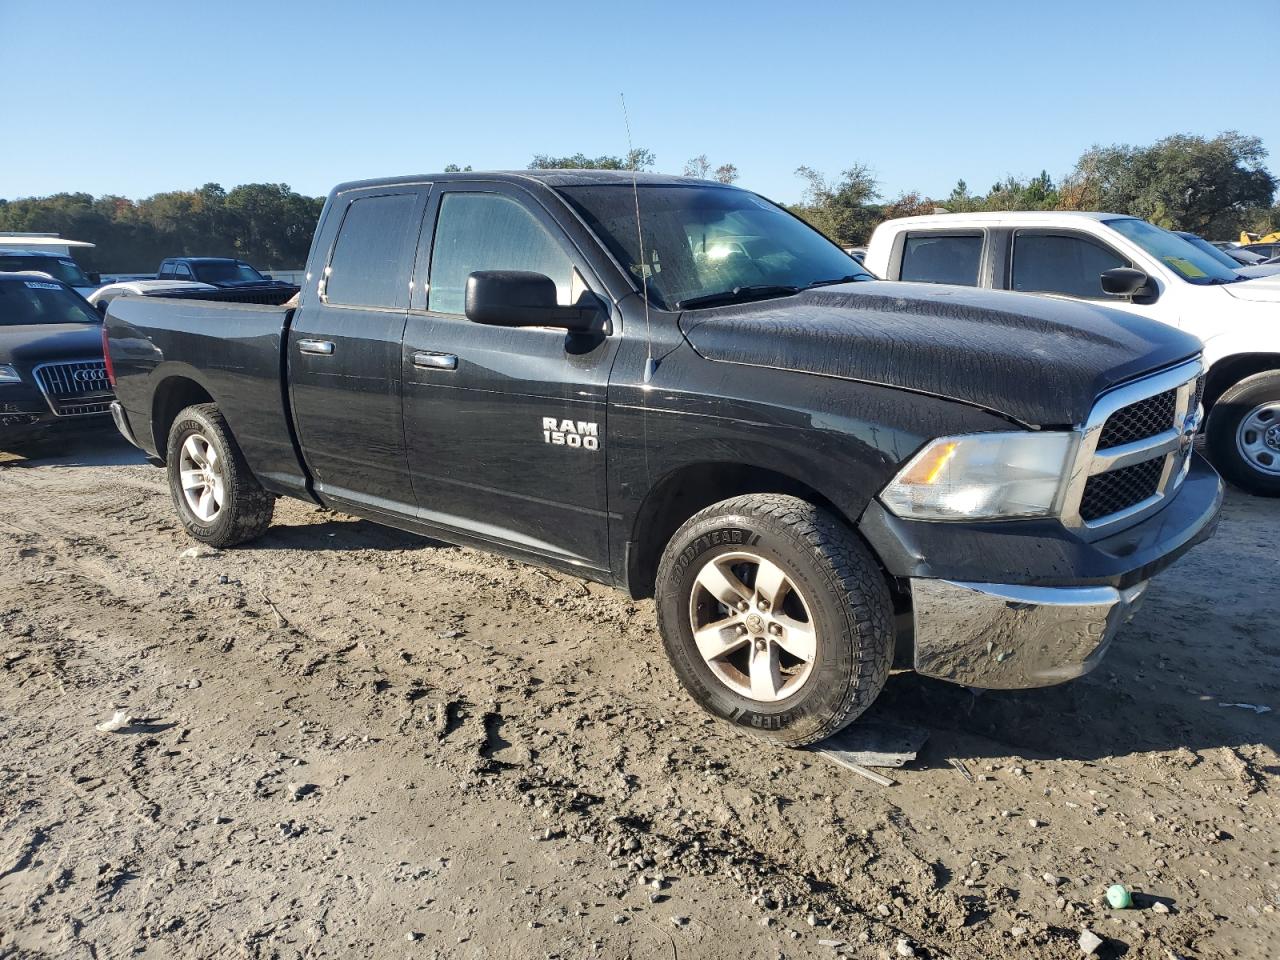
[0,429,1276,960]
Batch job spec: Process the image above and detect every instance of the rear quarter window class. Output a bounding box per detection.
[900,234,983,286]
[325,193,422,309]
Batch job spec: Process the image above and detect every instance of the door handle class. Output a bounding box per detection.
[298,339,335,356]
[413,351,458,371]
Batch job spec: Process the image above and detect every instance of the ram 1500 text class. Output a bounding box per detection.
[104,172,1222,745]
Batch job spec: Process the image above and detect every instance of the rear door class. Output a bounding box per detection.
[400,183,618,571]
[893,231,989,287]
[288,184,430,513]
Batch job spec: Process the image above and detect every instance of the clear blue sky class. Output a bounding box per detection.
[2,0,1274,205]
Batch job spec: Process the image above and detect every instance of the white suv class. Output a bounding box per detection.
[865,211,1280,495]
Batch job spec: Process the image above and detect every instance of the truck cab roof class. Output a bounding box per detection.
[875,211,1133,230]
[329,170,729,195]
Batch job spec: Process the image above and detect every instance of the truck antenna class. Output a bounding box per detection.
[621,93,656,385]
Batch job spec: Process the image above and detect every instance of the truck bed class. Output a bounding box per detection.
[104,295,311,499]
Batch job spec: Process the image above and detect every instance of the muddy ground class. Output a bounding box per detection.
[0,429,1276,960]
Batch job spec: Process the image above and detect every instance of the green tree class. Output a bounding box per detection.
[713,163,739,185]
[528,148,655,171]
[682,155,739,184]
[789,164,880,245]
[1064,131,1276,235]
[0,183,324,272]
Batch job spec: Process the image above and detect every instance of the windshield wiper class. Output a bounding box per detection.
[805,274,868,289]
[676,284,801,310]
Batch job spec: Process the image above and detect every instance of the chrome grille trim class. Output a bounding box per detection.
[1061,357,1203,539]
[32,359,113,417]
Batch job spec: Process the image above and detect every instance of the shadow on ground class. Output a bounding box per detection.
[249,517,443,553]
[0,426,144,469]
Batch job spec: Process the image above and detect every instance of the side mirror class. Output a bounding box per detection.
[260,274,273,280]
[1100,267,1156,301]
[465,271,602,332]
[95,299,109,315]
[88,272,102,284]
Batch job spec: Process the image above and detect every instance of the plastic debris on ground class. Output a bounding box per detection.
[95,710,132,733]
[1106,883,1133,909]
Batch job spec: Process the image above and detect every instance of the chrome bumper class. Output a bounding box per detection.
[110,401,142,449]
[910,578,1149,689]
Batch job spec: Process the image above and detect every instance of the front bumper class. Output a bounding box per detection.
[862,453,1223,689]
[910,578,1149,688]
[1,384,54,433]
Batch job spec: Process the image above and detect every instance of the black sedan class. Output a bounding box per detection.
[0,273,113,444]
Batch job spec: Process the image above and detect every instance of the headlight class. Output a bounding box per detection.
[0,364,21,384]
[880,431,1076,520]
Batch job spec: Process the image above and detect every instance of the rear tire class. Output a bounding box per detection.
[166,403,274,546]
[655,494,894,747]
[1205,370,1280,497]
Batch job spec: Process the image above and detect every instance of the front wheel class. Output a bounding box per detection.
[1205,370,1280,497]
[166,403,275,546]
[655,494,894,747]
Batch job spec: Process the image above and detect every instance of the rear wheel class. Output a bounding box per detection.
[166,403,274,546]
[655,494,894,747]
[1206,370,1280,497]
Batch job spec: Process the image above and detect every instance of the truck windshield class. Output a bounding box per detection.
[0,279,101,325]
[0,255,93,288]
[1175,233,1251,272]
[559,184,873,310]
[1106,219,1243,285]
[194,261,265,283]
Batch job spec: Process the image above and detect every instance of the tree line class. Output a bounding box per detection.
[1,131,1275,272]
[0,183,324,274]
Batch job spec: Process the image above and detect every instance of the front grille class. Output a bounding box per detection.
[1192,375,1205,413]
[1064,359,1202,534]
[1080,458,1164,521]
[33,360,113,416]
[1097,388,1176,449]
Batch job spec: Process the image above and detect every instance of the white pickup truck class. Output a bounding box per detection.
[865,212,1280,495]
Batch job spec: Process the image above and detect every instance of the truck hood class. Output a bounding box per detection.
[1223,274,1280,303]
[0,323,104,367]
[679,282,1201,426]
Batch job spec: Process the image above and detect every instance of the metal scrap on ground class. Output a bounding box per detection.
[814,721,930,786]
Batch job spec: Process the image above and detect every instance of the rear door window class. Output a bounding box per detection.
[1011,232,1126,299]
[900,234,983,286]
[427,192,575,315]
[325,193,422,309]
[174,263,193,279]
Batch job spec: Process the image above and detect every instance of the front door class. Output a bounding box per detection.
[401,184,618,571]
[289,185,429,512]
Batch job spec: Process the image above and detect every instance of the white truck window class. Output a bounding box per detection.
[1011,233,1125,299]
[900,234,982,286]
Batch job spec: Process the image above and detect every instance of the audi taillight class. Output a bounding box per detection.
[101,323,116,387]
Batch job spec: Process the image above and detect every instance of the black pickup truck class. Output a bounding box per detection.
[104,171,1222,746]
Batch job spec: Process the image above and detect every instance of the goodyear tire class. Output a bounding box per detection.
[166,403,274,547]
[1205,370,1280,497]
[655,494,894,747]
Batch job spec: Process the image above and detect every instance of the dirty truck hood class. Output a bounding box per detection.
[679,282,1201,426]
